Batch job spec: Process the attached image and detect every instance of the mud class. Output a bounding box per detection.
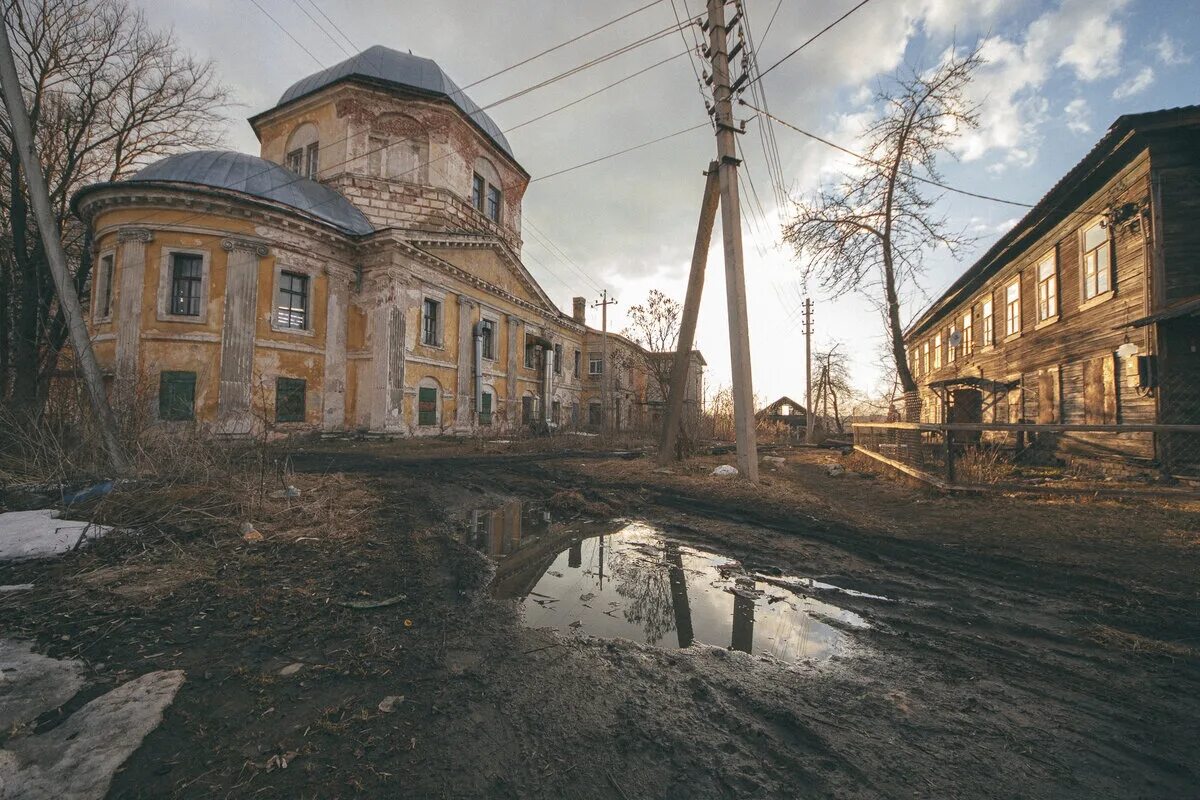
[1,445,1198,798]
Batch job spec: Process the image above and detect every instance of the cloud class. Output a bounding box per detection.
[1064,98,1091,133]
[1154,34,1191,66]
[1112,65,1154,99]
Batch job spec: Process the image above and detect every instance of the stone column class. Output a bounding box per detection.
[322,268,351,431]
[367,281,406,432]
[455,295,475,430]
[114,228,153,399]
[216,237,267,435]
[506,313,520,429]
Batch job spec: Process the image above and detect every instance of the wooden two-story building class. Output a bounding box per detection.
[904,105,1200,469]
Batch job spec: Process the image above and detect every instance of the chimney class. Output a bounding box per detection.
[572,296,587,325]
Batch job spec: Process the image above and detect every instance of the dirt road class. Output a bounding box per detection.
[2,444,1197,798]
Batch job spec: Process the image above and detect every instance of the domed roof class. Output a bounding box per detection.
[272,45,515,160]
[128,150,373,236]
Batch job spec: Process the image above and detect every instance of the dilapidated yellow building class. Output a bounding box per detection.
[73,46,702,436]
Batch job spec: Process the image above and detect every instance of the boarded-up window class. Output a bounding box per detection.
[418,387,438,426]
[159,371,196,421]
[276,378,306,422]
[1083,355,1117,424]
[479,391,493,426]
[522,396,534,424]
[1036,367,1060,424]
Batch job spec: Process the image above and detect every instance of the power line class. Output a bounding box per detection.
[740,99,1039,209]
[292,0,353,60]
[479,15,701,112]
[758,0,786,51]
[747,0,875,89]
[529,122,710,183]
[302,0,359,54]
[461,0,669,91]
[247,0,325,69]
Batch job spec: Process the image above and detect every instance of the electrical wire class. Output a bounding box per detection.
[247,0,325,69]
[528,122,711,183]
[746,0,875,89]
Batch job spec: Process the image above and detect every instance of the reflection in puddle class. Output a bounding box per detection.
[466,503,870,664]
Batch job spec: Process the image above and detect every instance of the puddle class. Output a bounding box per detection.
[466,503,871,664]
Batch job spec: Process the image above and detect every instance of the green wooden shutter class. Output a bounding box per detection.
[275,378,307,422]
[159,371,197,421]
[479,392,492,425]
[418,387,438,426]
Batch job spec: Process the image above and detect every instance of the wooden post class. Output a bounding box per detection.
[0,24,129,472]
[658,162,720,464]
[944,428,955,484]
[707,0,759,482]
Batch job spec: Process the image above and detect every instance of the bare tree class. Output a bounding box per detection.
[782,47,982,396]
[621,289,681,404]
[0,0,230,409]
[811,342,856,433]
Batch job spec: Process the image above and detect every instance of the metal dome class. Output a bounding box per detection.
[273,46,515,160]
[128,150,373,236]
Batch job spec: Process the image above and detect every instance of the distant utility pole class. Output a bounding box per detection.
[802,297,814,443]
[705,0,758,481]
[593,290,618,431]
[0,23,129,473]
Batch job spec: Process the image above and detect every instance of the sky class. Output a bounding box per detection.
[142,0,1200,405]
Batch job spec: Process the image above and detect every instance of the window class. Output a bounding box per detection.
[422,298,440,346]
[522,396,534,424]
[589,354,603,375]
[962,312,974,356]
[1005,279,1021,337]
[552,400,561,425]
[1081,219,1111,301]
[472,173,485,212]
[169,253,203,316]
[982,299,994,346]
[486,185,502,222]
[909,347,918,376]
[479,391,493,426]
[574,349,581,378]
[921,342,930,375]
[304,142,319,179]
[96,253,115,319]
[480,319,495,360]
[276,271,309,330]
[525,340,540,369]
[553,344,562,375]
[588,402,602,427]
[275,378,306,422]
[934,333,942,370]
[572,402,580,427]
[947,325,957,364]
[286,149,304,174]
[1037,253,1057,321]
[159,371,196,421]
[418,386,438,426]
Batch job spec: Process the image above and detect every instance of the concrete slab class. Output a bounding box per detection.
[0,510,110,561]
[0,640,87,731]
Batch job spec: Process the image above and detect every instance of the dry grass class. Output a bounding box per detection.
[1086,624,1198,659]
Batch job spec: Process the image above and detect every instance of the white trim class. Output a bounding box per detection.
[156,247,212,324]
[93,248,116,324]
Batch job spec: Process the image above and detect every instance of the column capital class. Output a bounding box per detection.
[221,237,270,257]
[507,313,521,325]
[116,227,154,243]
[457,295,475,309]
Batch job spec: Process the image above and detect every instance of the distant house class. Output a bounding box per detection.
[903,105,1200,470]
[757,396,808,434]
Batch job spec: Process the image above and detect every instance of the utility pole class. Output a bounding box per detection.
[0,23,129,473]
[802,298,814,444]
[706,0,758,481]
[593,290,617,432]
[658,162,720,464]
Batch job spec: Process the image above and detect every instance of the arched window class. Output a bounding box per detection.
[285,123,320,180]
[416,377,442,428]
[368,113,429,183]
[472,156,502,224]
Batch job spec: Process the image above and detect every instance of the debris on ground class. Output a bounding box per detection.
[546,489,614,517]
[62,480,115,506]
[334,594,406,609]
[763,456,787,467]
[269,485,301,499]
[711,465,738,476]
[377,695,404,713]
[0,510,110,561]
[240,521,263,543]
[0,640,86,730]
[278,663,305,676]
[826,464,846,477]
